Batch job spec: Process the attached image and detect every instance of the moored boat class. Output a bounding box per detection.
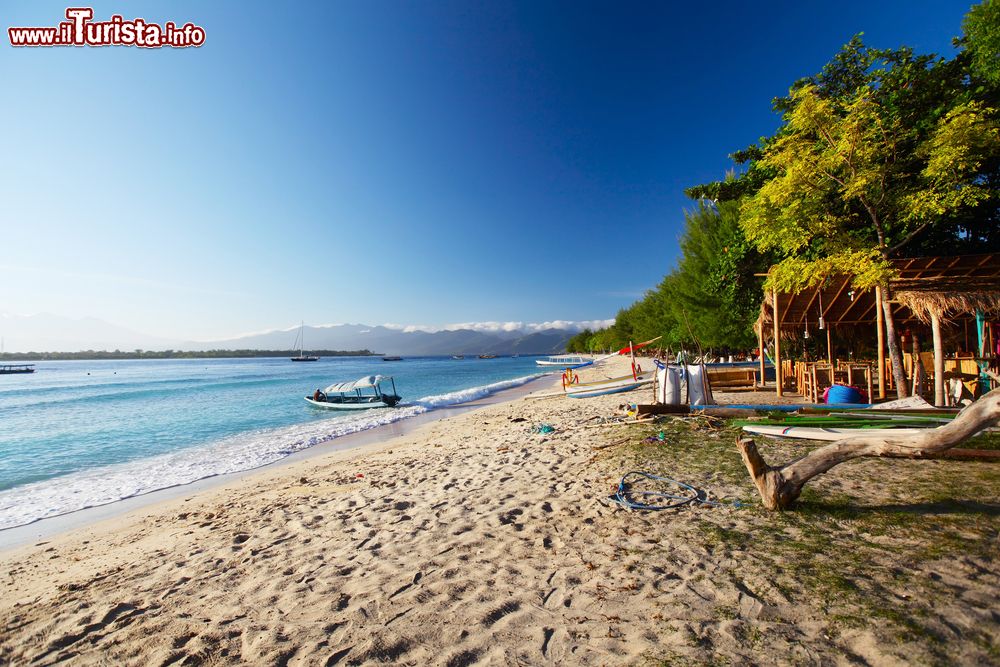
[291,321,319,362]
[565,375,653,398]
[742,424,930,441]
[0,364,35,374]
[305,375,401,410]
[536,355,591,368]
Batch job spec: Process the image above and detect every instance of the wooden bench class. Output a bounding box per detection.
[705,368,757,391]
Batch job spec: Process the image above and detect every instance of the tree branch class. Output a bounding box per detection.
[737,384,1000,510]
[887,221,932,256]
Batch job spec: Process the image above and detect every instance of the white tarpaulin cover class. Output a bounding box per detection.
[323,375,389,394]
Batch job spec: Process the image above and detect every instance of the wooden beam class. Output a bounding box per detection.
[910,256,938,280]
[851,299,878,323]
[836,284,870,322]
[796,285,822,325]
[876,285,886,400]
[822,277,851,324]
[773,289,783,397]
[931,312,944,406]
[962,254,993,276]
[779,291,796,329]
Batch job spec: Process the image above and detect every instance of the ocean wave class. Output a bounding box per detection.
[0,373,543,531]
[410,373,543,408]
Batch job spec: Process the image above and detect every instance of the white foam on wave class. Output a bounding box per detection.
[0,373,543,530]
[409,373,544,408]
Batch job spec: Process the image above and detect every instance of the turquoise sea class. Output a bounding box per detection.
[0,356,546,530]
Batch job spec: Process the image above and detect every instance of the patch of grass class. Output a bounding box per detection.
[964,430,1000,451]
[695,521,753,550]
[597,415,1000,665]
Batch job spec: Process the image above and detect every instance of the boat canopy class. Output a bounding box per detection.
[323,375,391,394]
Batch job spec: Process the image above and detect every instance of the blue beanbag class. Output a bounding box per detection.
[824,384,864,404]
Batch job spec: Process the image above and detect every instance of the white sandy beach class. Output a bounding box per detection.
[1,356,997,666]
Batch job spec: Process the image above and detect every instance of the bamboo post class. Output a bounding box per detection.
[773,290,783,397]
[826,326,833,367]
[931,312,944,407]
[757,324,765,389]
[876,285,886,399]
[652,360,658,403]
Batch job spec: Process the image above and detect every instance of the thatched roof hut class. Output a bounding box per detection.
[755,254,999,401]
[757,254,1000,332]
[893,285,1000,324]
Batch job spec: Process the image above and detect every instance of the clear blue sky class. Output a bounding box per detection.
[0,0,976,340]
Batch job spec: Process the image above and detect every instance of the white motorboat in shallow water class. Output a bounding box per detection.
[305,375,401,410]
[535,355,592,368]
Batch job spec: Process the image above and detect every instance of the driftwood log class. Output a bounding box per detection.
[737,385,1000,510]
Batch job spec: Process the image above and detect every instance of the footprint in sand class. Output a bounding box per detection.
[482,600,521,627]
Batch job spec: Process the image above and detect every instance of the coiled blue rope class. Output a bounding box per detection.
[609,471,726,511]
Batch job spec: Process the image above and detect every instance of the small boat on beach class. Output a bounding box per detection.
[536,355,592,368]
[568,371,653,390]
[291,321,319,362]
[565,375,653,398]
[0,364,35,374]
[742,424,929,441]
[305,375,401,410]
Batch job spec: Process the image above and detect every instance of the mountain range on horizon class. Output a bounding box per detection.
[0,314,580,356]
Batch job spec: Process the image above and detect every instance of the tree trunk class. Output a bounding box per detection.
[880,286,909,399]
[911,330,927,398]
[736,383,1000,510]
[931,313,945,407]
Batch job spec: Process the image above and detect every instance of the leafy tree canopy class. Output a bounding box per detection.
[961,0,1000,86]
[585,7,1000,359]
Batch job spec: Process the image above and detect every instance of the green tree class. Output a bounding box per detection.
[665,201,770,351]
[741,66,999,396]
[962,0,1000,85]
[565,329,593,353]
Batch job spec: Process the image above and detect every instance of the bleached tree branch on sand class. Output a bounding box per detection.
[737,382,1000,511]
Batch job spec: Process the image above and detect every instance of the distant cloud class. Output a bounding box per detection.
[382,323,434,333]
[524,319,615,332]
[443,321,526,333]
[380,320,613,334]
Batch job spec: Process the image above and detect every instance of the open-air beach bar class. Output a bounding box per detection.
[757,253,1000,404]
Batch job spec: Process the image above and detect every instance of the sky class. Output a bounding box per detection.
[0,0,978,341]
